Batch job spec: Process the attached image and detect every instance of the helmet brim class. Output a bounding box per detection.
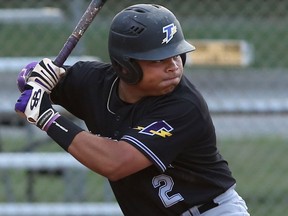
[127,40,195,61]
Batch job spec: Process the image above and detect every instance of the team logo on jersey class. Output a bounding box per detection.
[162,23,177,44]
[134,120,174,138]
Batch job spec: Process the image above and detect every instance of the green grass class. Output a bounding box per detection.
[0,137,113,203]
[218,136,288,216]
[0,168,110,202]
[0,24,72,57]
[1,135,287,215]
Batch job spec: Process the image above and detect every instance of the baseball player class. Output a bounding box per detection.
[15,4,250,216]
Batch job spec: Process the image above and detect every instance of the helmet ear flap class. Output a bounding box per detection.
[111,58,143,85]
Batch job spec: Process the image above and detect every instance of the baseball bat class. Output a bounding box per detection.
[54,0,107,67]
[17,0,106,92]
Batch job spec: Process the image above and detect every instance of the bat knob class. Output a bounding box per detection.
[17,61,38,92]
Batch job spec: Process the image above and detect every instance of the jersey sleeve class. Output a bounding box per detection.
[120,96,215,172]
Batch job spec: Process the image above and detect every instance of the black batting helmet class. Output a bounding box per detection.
[108,4,195,84]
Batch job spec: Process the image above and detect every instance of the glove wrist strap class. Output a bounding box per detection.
[36,108,60,131]
[46,116,84,151]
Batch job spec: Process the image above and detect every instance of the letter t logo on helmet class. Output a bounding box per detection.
[162,23,177,44]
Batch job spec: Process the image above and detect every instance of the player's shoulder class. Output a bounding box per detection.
[174,76,203,101]
[67,60,113,74]
[65,60,115,82]
[173,75,210,114]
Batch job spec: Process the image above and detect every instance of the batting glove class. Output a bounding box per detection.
[17,61,37,92]
[17,58,66,93]
[15,82,60,131]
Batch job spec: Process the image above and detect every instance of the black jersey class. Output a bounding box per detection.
[51,61,236,216]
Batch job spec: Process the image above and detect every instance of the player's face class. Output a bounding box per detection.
[137,55,183,95]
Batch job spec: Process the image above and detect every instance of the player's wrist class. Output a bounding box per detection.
[36,108,60,131]
[46,115,84,151]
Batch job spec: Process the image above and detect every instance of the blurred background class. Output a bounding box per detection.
[0,0,287,215]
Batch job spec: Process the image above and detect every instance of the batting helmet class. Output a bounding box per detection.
[108,4,195,84]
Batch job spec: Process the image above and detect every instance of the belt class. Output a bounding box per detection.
[181,185,236,216]
[198,200,219,214]
[181,200,219,216]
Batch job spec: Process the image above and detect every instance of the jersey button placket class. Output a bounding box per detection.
[113,115,121,138]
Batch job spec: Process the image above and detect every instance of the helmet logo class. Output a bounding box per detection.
[162,23,177,44]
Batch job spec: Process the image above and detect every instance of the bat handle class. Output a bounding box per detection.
[54,35,79,67]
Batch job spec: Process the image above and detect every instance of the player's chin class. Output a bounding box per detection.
[160,77,181,94]
[164,76,181,87]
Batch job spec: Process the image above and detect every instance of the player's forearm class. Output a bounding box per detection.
[68,131,123,179]
[67,131,152,181]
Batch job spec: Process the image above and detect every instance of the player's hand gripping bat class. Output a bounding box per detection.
[17,0,107,92]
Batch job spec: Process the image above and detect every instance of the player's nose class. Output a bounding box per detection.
[165,57,179,72]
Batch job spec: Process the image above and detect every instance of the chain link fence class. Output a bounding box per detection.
[0,0,287,215]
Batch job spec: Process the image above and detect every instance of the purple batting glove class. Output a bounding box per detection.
[17,62,38,92]
[15,86,33,115]
[15,82,60,131]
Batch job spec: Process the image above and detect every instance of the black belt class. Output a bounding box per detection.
[181,200,219,216]
[198,200,219,214]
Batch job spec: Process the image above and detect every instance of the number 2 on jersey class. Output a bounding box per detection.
[152,174,184,208]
